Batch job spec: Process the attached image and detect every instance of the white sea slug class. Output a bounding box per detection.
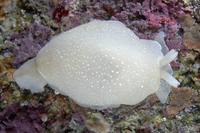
[13,20,180,109]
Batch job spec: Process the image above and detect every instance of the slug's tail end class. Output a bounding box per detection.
[13,58,47,93]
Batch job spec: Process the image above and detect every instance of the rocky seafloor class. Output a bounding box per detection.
[1,0,200,132]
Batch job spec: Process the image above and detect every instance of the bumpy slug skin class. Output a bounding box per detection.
[13,20,179,109]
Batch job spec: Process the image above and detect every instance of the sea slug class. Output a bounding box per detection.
[13,20,179,109]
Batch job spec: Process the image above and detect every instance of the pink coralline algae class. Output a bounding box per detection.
[0,102,45,133]
[5,23,52,68]
[143,0,183,29]
[47,0,184,37]
[111,0,184,39]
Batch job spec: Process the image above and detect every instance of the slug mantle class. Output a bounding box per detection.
[13,20,180,109]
